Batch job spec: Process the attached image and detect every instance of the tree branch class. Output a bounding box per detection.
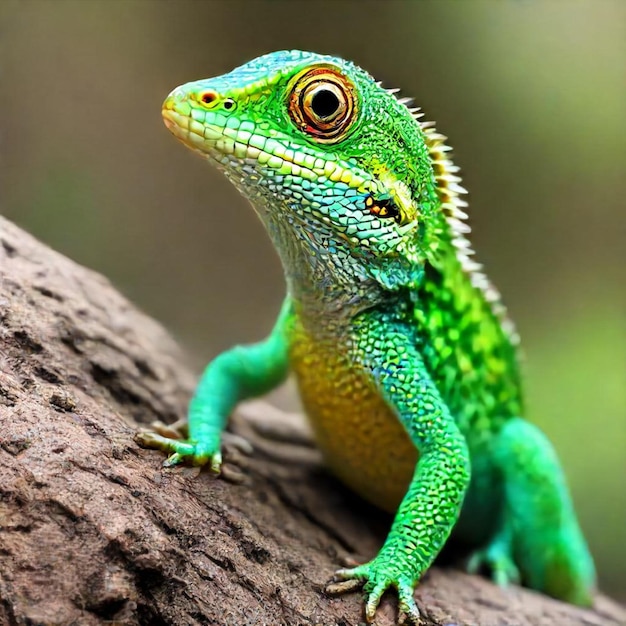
[0,216,623,626]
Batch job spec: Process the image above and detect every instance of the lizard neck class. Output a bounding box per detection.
[262,201,389,330]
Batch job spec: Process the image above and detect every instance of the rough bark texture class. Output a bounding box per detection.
[0,215,623,626]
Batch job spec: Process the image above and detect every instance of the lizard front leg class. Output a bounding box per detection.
[327,309,471,624]
[136,298,292,469]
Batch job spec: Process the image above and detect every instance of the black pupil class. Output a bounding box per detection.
[311,89,340,118]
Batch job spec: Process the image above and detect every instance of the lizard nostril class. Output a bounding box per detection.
[201,91,218,105]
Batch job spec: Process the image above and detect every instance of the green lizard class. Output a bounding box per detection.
[139,50,596,623]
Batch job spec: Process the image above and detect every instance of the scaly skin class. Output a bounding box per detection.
[139,51,596,623]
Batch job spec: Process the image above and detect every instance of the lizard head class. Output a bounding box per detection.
[163,50,464,297]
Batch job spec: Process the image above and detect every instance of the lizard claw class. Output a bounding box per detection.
[327,561,420,624]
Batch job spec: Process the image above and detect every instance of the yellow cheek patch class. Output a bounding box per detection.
[379,171,419,225]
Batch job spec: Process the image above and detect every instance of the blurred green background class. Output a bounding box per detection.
[1,0,624,600]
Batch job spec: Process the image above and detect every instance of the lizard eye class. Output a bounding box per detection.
[288,66,356,143]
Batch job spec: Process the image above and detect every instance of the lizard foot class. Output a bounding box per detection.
[326,560,420,625]
[143,419,254,455]
[135,429,223,472]
[136,419,254,481]
[136,419,253,477]
[467,544,520,587]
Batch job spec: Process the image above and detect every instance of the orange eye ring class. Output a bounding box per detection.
[288,66,356,143]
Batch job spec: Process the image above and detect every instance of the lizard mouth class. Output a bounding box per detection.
[162,107,224,156]
[162,94,375,200]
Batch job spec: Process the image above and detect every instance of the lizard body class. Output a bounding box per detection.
[141,50,596,623]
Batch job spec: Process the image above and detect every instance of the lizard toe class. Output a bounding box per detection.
[397,581,421,624]
[467,546,520,587]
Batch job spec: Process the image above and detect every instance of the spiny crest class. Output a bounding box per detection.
[386,85,520,344]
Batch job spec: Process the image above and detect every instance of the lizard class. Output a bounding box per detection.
[137,50,596,623]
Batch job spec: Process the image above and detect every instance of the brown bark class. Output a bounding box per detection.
[0,216,623,626]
